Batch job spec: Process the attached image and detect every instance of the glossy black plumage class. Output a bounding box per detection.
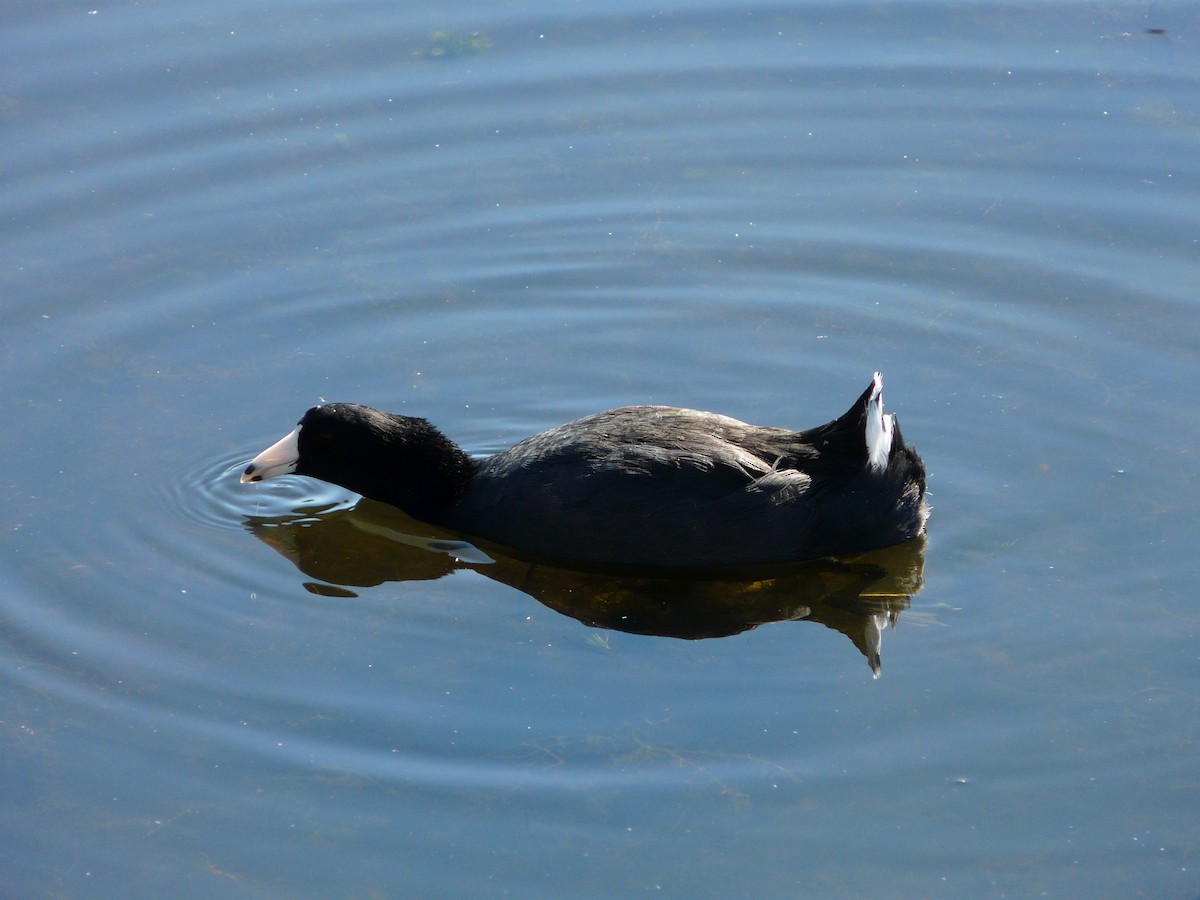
[242,373,928,568]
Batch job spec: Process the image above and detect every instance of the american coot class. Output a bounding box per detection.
[242,372,928,568]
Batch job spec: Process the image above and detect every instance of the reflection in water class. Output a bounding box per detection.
[245,500,926,676]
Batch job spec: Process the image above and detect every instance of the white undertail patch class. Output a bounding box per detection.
[866,371,894,471]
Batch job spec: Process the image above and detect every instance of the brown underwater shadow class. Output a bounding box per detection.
[244,499,928,677]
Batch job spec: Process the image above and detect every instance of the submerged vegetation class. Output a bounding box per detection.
[417,31,493,59]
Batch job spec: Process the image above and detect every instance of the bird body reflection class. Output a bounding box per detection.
[245,499,926,676]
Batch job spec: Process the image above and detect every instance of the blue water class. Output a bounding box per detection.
[2,1,1198,896]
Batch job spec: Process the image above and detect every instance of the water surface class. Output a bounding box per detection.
[2,0,1198,896]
